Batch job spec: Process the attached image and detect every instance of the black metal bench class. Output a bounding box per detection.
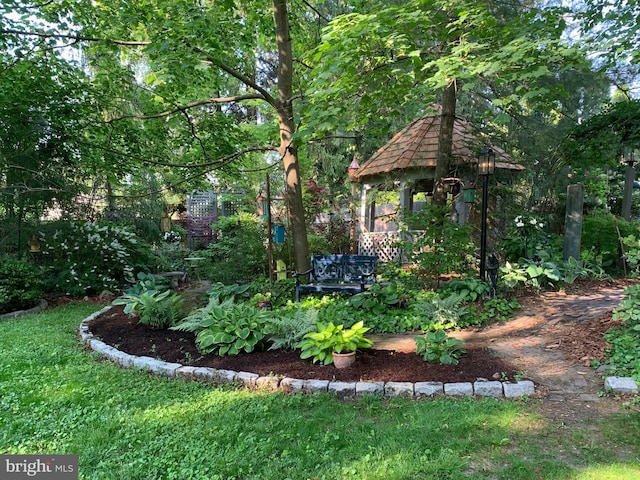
[293,255,377,302]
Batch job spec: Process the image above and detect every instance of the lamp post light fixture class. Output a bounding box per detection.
[622,145,637,221]
[478,147,496,281]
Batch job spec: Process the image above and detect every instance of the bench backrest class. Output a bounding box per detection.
[310,255,377,283]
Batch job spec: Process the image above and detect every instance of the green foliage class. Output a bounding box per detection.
[473,298,521,326]
[172,293,273,356]
[124,272,170,296]
[39,221,152,295]
[415,330,466,365]
[298,321,373,365]
[560,257,590,284]
[581,213,635,272]
[566,100,640,171]
[500,214,551,262]
[606,285,640,381]
[348,283,410,314]
[622,235,640,277]
[0,256,43,314]
[413,293,468,330]
[440,277,490,302]
[268,308,319,351]
[206,282,254,304]
[500,260,562,291]
[152,242,190,273]
[199,214,268,284]
[112,289,185,329]
[399,205,476,284]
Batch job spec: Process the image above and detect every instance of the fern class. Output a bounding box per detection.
[268,308,319,351]
[415,293,467,329]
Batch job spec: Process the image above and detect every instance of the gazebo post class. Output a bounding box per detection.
[399,183,412,214]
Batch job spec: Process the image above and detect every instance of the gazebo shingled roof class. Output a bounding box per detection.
[353,113,524,184]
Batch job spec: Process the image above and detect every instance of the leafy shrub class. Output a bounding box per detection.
[0,256,43,314]
[605,285,640,381]
[415,330,466,365]
[499,259,561,291]
[39,221,152,295]
[440,277,490,302]
[124,272,170,296]
[172,296,273,355]
[500,214,551,262]
[622,234,640,277]
[113,289,185,329]
[399,205,476,284]
[298,321,373,365]
[581,213,634,272]
[348,283,410,314]
[198,214,268,284]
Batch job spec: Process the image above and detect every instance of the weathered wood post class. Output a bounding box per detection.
[563,184,584,262]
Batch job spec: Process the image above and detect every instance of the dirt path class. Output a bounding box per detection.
[460,288,625,414]
[373,284,632,421]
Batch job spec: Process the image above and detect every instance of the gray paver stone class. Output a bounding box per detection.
[474,381,503,398]
[328,381,356,399]
[236,371,259,387]
[193,367,218,381]
[132,355,156,369]
[605,376,639,393]
[415,382,444,397]
[444,382,473,397]
[280,378,305,393]
[108,350,135,368]
[256,376,281,390]
[384,382,414,397]
[356,382,384,396]
[503,380,535,398]
[213,369,237,383]
[89,338,108,353]
[305,379,330,394]
[143,358,182,376]
[176,366,199,379]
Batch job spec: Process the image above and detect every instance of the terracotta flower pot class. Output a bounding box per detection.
[332,351,356,369]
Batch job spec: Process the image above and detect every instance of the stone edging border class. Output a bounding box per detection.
[0,299,48,321]
[78,306,636,399]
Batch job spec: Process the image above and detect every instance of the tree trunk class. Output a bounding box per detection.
[433,81,457,206]
[273,0,310,274]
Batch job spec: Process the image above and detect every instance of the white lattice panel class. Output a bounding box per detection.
[358,232,404,263]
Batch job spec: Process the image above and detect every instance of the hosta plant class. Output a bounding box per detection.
[415,330,466,365]
[172,300,273,356]
[297,321,373,365]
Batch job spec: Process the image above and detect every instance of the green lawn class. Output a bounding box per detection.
[1,303,639,480]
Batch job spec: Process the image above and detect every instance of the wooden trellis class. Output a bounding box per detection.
[186,191,217,249]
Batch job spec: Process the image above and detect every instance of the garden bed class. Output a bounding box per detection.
[88,304,522,383]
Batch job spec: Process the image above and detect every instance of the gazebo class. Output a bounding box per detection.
[350,112,524,260]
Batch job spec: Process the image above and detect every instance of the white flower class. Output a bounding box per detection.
[538,223,544,229]
[516,221,524,228]
[529,218,537,225]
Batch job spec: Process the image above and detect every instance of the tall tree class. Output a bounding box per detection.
[303,0,588,206]
[2,0,315,271]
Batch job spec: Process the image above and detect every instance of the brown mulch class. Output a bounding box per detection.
[88,304,522,383]
[78,278,632,385]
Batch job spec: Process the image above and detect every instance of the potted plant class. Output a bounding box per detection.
[297,321,373,368]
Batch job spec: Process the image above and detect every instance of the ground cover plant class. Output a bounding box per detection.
[1,304,640,479]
